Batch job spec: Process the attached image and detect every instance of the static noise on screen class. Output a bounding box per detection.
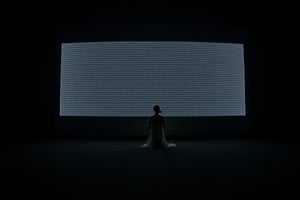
[60,41,245,117]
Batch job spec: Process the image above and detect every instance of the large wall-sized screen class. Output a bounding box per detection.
[60,41,245,117]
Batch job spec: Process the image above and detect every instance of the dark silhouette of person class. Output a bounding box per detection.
[141,105,176,148]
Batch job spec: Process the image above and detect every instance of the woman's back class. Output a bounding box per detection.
[141,105,176,148]
[150,114,165,148]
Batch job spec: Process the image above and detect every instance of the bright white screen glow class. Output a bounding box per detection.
[60,41,245,117]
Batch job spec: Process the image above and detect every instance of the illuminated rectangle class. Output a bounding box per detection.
[60,41,245,117]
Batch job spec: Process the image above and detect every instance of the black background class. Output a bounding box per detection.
[22,3,290,141]
[7,3,297,200]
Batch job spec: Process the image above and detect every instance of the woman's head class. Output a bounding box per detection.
[153,105,162,114]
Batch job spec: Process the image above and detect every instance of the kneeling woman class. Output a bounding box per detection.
[141,105,176,148]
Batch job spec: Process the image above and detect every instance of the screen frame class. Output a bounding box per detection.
[54,24,250,136]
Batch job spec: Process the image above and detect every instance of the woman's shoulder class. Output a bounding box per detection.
[151,114,164,119]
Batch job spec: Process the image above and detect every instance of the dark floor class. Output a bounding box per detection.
[2,139,299,199]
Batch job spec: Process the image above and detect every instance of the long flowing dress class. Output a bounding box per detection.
[141,114,176,148]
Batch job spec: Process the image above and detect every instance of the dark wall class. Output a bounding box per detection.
[22,5,288,139]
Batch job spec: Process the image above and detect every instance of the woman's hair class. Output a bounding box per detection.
[153,105,161,113]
